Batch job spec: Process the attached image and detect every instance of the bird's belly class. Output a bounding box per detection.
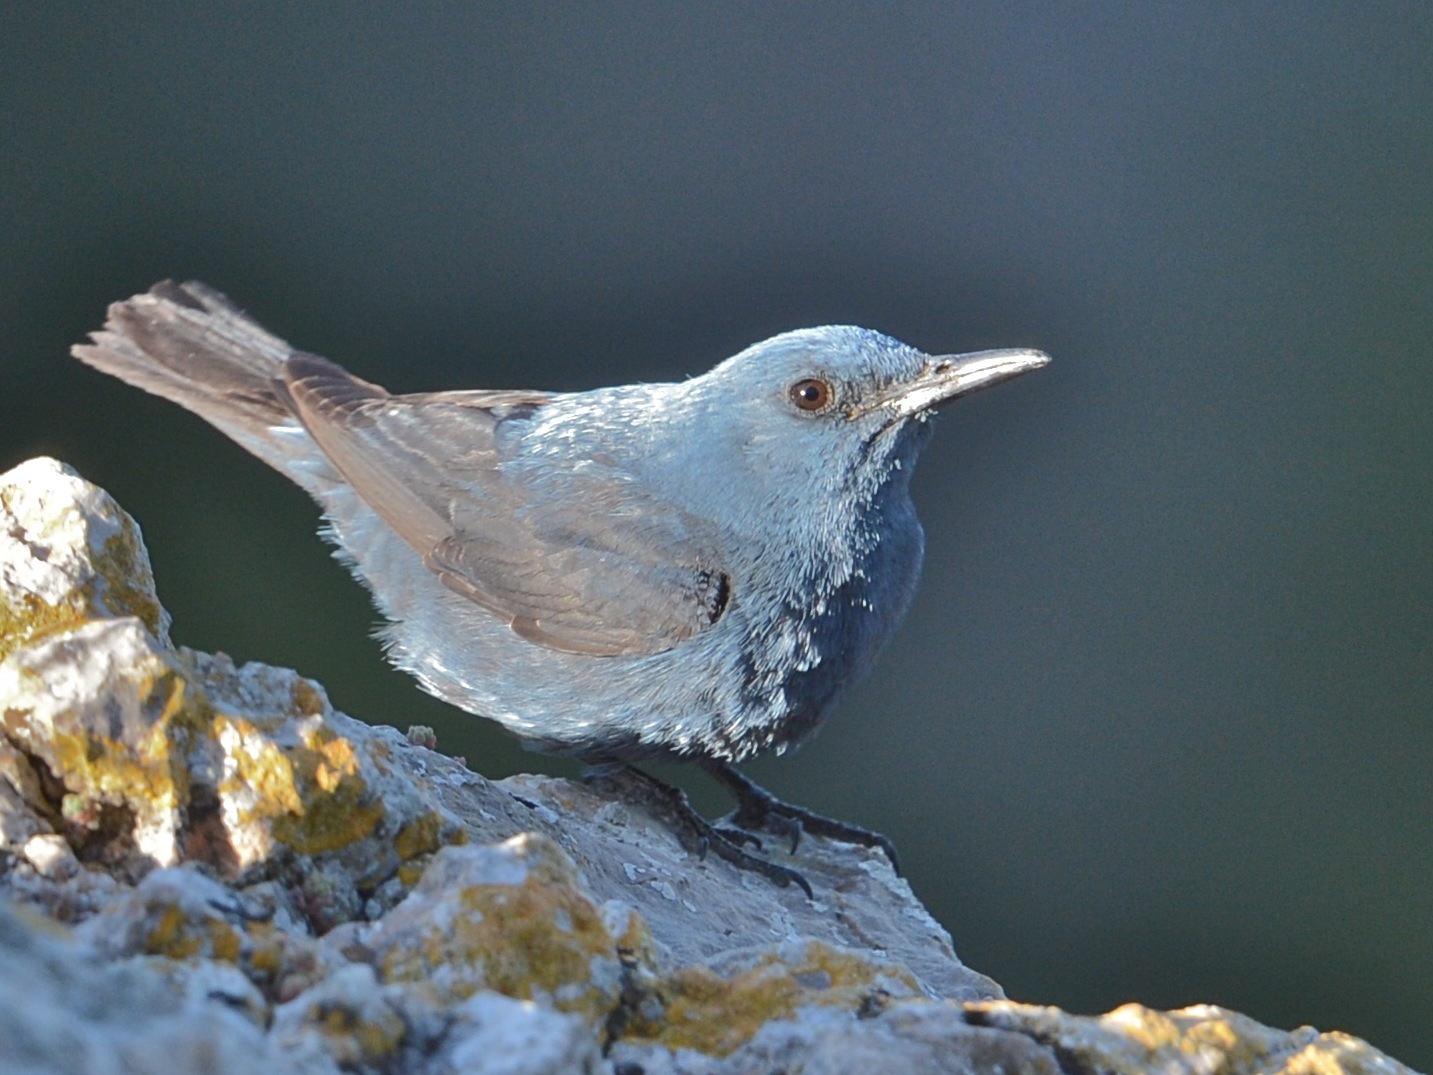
[335,493,923,766]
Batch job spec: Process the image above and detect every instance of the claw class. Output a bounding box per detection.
[715,823,764,851]
[703,760,902,875]
[593,765,815,899]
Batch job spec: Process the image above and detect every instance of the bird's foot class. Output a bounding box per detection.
[587,764,814,898]
[703,760,902,875]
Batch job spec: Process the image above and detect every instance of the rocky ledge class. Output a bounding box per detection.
[0,456,1414,1075]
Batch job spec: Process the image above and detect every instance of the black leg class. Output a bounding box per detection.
[587,764,814,899]
[702,760,902,876]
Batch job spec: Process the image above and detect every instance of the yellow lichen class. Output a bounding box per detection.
[610,905,658,970]
[207,917,244,963]
[288,677,326,717]
[333,1009,405,1064]
[392,813,464,889]
[1284,1031,1412,1075]
[961,1001,1400,1075]
[0,589,91,663]
[302,994,407,1067]
[305,727,359,792]
[0,488,165,660]
[245,924,287,978]
[34,669,204,847]
[270,775,385,857]
[215,715,306,818]
[214,714,384,856]
[1104,1003,1244,1054]
[455,882,608,1000]
[91,525,166,640]
[393,813,444,862]
[146,905,198,958]
[275,727,383,855]
[144,903,243,963]
[382,858,619,1020]
[622,941,921,1057]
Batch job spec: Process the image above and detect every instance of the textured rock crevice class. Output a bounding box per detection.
[0,457,1414,1075]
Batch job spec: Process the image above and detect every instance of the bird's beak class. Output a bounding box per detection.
[874,348,1050,421]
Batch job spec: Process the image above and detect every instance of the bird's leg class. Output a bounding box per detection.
[702,760,902,875]
[586,764,814,898]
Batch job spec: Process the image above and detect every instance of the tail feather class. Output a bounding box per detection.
[74,281,383,593]
[73,280,305,468]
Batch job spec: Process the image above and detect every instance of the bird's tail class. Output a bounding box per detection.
[72,280,330,489]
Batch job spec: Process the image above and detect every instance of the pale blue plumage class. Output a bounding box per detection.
[74,283,1048,770]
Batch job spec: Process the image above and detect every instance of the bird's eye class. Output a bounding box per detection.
[789,377,833,412]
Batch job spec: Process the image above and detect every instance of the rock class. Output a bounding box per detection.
[443,991,605,1075]
[962,1000,1414,1075]
[268,962,420,1072]
[0,898,309,1075]
[609,1001,1062,1075]
[0,456,170,661]
[0,456,1417,1075]
[369,835,641,1023]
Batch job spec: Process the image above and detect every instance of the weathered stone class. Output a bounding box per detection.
[614,937,925,1057]
[0,455,1417,1075]
[0,897,314,1075]
[488,769,996,1002]
[964,1000,1414,1075]
[79,864,247,964]
[0,614,467,896]
[370,835,635,1022]
[269,962,416,1072]
[611,1000,1063,1075]
[0,456,169,662]
[443,991,606,1075]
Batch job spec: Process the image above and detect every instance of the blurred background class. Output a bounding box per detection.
[3,5,1430,1066]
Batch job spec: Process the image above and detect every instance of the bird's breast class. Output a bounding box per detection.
[732,490,925,756]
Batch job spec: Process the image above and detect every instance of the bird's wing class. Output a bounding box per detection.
[276,352,731,656]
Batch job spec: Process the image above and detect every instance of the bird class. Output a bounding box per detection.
[74,280,1048,894]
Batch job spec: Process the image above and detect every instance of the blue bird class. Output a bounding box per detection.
[75,281,1047,894]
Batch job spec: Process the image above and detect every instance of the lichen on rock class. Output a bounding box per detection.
[0,456,169,661]
[0,456,1417,1075]
[374,835,637,1022]
[963,1000,1413,1075]
[0,614,463,895]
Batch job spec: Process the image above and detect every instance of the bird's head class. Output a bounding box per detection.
[681,326,1048,500]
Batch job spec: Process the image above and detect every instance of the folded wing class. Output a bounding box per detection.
[278,353,731,656]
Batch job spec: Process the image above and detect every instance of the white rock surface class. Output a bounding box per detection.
[0,456,1416,1075]
[0,899,315,1075]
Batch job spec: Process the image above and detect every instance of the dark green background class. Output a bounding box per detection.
[3,5,1430,1067]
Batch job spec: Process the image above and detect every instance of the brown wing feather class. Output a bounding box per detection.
[72,280,297,441]
[277,353,731,656]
